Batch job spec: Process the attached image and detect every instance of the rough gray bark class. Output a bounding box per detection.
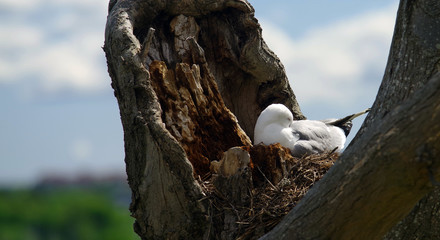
[104,0,440,239]
[104,0,303,239]
[367,1,440,239]
[384,187,440,240]
[378,1,440,239]
[262,0,440,239]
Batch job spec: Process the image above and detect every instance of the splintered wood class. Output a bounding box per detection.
[149,61,251,176]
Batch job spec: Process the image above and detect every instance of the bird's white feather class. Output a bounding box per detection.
[254,104,298,149]
[254,104,353,157]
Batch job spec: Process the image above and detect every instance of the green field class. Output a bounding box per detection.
[0,187,139,240]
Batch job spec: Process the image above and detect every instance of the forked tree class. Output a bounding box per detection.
[103,0,440,239]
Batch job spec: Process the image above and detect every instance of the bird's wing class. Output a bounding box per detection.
[326,126,346,151]
[290,120,346,156]
[291,139,324,157]
[290,120,331,140]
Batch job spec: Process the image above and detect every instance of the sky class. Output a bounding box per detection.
[0,0,399,186]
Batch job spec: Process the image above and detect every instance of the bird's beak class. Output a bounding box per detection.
[348,108,371,121]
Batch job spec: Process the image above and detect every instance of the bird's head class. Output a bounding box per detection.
[338,121,353,136]
[258,104,293,128]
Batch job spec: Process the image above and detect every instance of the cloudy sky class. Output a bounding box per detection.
[0,0,399,186]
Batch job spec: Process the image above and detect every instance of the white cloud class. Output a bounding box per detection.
[261,4,397,108]
[32,42,107,92]
[0,0,42,11]
[0,0,109,96]
[0,0,397,104]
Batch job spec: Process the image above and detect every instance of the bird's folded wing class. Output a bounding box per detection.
[290,120,331,140]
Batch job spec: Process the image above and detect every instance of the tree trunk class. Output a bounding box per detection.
[384,187,440,240]
[103,0,440,239]
[380,1,440,239]
[104,0,303,239]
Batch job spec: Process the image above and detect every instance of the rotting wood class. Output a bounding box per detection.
[149,60,251,176]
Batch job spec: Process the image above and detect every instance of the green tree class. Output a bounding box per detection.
[0,189,138,240]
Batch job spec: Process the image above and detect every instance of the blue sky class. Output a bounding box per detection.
[0,0,399,186]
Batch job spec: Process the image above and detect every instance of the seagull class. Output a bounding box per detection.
[253,104,370,157]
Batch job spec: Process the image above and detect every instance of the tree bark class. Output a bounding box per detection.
[104,0,303,239]
[384,187,440,240]
[104,0,440,239]
[376,1,440,239]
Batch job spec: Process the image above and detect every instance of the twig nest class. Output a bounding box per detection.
[202,143,339,239]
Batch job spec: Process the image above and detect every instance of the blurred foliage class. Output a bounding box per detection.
[0,188,139,240]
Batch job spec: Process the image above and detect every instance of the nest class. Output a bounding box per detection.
[199,150,338,239]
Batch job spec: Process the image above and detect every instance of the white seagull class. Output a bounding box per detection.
[253,104,370,157]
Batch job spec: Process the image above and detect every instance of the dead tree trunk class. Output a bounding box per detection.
[104,0,303,239]
[103,0,440,239]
